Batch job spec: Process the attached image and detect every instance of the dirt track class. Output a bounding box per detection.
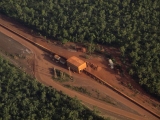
[0,17,159,120]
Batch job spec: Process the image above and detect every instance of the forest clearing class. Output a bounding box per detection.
[0,0,159,119]
[0,15,160,119]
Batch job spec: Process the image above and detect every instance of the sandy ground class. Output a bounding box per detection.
[0,32,34,75]
[0,15,160,120]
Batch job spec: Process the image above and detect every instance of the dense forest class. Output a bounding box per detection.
[0,56,106,120]
[0,0,160,97]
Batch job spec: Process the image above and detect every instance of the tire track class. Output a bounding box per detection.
[0,22,159,120]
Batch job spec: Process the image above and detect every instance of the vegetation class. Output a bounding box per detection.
[0,0,160,97]
[64,85,91,96]
[0,56,106,120]
[64,85,116,106]
[52,68,71,82]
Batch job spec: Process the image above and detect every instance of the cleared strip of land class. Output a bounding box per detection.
[0,17,159,120]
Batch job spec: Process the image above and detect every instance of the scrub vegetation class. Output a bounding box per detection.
[0,56,106,120]
[0,0,159,98]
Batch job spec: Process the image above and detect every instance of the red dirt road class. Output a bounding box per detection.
[0,16,159,120]
[0,28,151,120]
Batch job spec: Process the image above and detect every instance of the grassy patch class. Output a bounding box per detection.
[92,89,117,106]
[64,85,91,96]
[52,69,72,82]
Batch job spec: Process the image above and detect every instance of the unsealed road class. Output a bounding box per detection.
[0,18,159,120]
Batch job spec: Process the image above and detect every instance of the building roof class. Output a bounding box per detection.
[67,56,85,67]
[54,55,60,60]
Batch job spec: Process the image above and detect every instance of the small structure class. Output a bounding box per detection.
[59,58,66,64]
[81,47,86,53]
[67,56,86,73]
[54,55,61,61]
[76,46,86,53]
[109,59,114,69]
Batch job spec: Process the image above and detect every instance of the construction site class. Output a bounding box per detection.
[0,15,160,120]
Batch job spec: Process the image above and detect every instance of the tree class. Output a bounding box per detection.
[0,56,105,120]
[1,0,160,98]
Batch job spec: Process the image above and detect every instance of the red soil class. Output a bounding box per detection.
[0,14,159,119]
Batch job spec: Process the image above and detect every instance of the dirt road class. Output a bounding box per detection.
[0,20,159,120]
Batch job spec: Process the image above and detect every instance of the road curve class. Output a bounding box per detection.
[0,18,159,120]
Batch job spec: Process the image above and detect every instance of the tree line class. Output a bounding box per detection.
[0,56,107,120]
[0,0,159,98]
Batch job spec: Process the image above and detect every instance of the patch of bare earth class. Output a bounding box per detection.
[0,32,34,76]
[63,42,160,116]
[0,14,160,119]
